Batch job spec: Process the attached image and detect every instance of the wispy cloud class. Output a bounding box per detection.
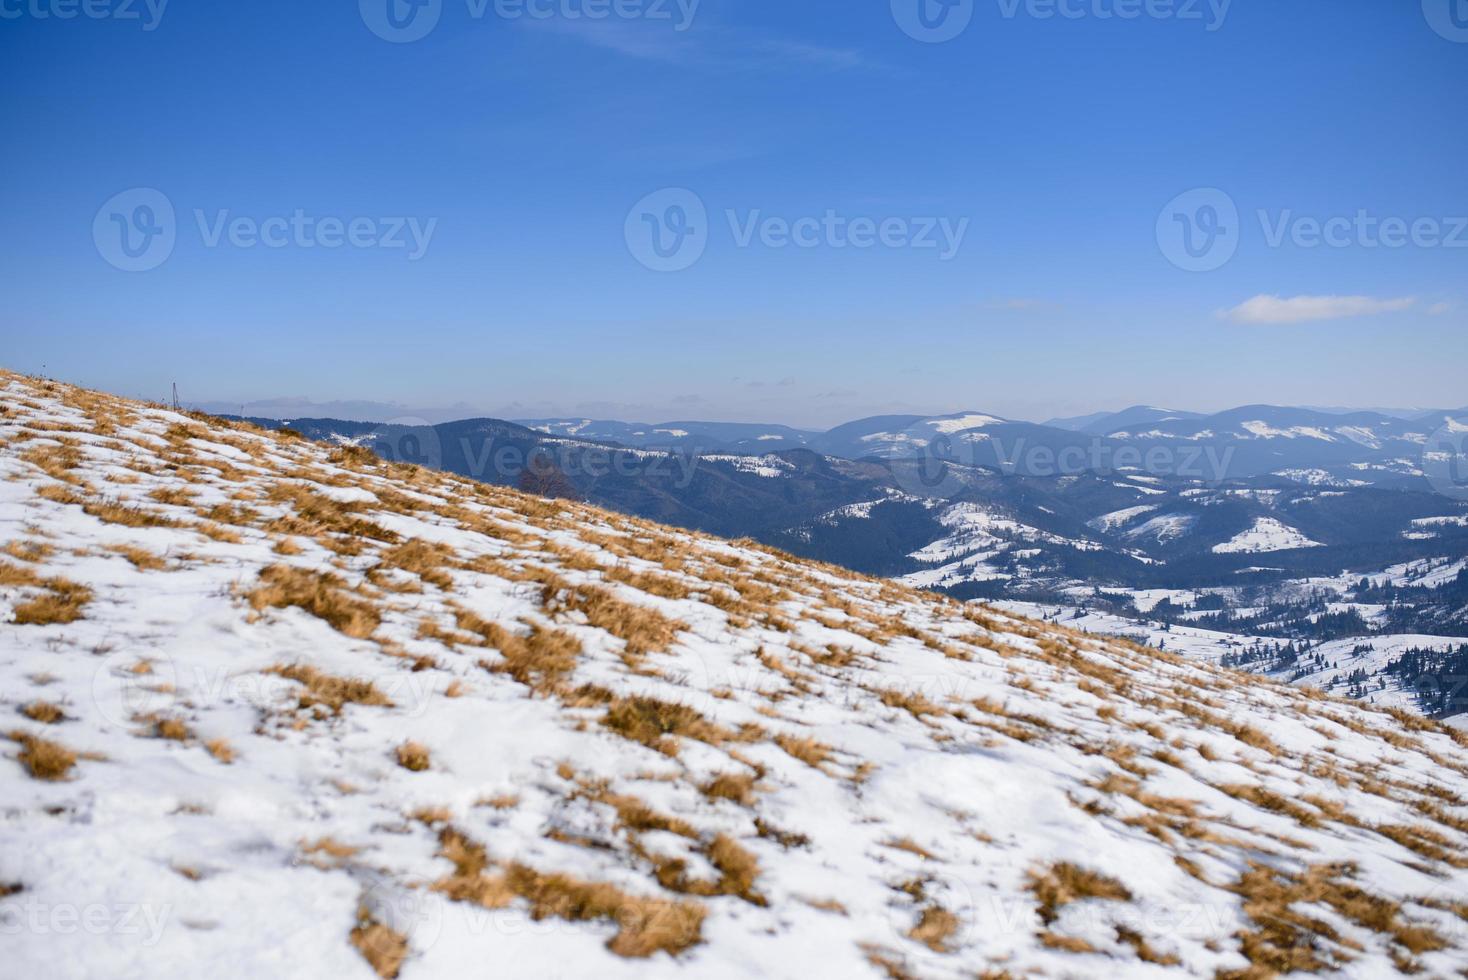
[1427,301,1452,316]
[751,40,867,71]
[1219,294,1417,325]
[519,18,872,72]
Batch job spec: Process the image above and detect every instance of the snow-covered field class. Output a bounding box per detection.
[4,373,1468,979]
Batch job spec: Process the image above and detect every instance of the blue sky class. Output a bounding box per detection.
[2,0,1465,427]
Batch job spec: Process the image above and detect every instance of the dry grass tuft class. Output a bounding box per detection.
[396,741,431,772]
[350,911,408,979]
[563,585,685,663]
[595,692,727,756]
[205,738,235,763]
[264,483,398,544]
[8,730,78,780]
[1028,862,1132,926]
[705,834,764,905]
[775,733,832,769]
[884,838,936,861]
[19,701,65,724]
[378,539,456,589]
[2,540,53,563]
[479,793,520,810]
[458,608,581,694]
[6,567,93,626]
[267,664,393,714]
[505,862,706,958]
[701,771,758,806]
[82,497,182,529]
[149,716,194,741]
[248,564,380,639]
[909,905,959,952]
[107,543,167,570]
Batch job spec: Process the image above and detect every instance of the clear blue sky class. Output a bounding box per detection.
[2,0,1464,427]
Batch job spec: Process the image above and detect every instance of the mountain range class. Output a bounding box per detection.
[507,404,1466,485]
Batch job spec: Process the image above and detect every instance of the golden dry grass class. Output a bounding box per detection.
[8,730,78,780]
[563,586,685,665]
[148,716,193,741]
[774,733,832,769]
[701,771,758,806]
[592,692,728,756]
[19,701,65,724]
[11,576,92,625]
[505,862,706,957]
[106,543,167,571]
[395,741,431,772]
[2,539,53,563]
[350,913,408,979]
[1027,862,1132,926]
[264,483,398,544]
[267,664,393,714]
[909,905,959,952]
[248,565,380,639]
[457,608,581,694]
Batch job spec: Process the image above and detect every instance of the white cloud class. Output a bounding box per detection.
[1219,294,1416,325]
[1427,301,1452,316]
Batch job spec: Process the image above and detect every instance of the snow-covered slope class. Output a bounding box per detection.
[1212,517,1324,555]
[4,373,1468,980]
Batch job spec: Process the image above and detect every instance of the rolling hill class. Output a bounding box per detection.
[4,372,1468,978]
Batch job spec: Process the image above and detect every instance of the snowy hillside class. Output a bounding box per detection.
[4,372,1468,979]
